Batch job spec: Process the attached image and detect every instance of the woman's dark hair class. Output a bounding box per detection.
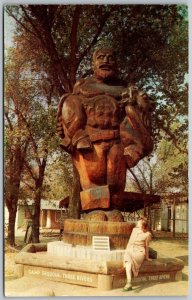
[139,216,148,231]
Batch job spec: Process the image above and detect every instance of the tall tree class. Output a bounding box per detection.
[4,48,30,245]
[4,44,60,243]
[19,77,60,242]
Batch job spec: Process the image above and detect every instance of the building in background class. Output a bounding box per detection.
[4,193,188,236]
[149,193,188,237]
[122,193,188,237]
[4,198,68,231]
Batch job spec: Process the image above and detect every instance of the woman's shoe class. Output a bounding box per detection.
[122,286,132,292]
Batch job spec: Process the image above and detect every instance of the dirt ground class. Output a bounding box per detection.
[4,234,189,297]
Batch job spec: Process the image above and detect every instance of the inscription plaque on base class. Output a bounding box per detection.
[24,265,98,287]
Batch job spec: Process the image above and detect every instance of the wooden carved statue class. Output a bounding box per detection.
[57,48,154,214]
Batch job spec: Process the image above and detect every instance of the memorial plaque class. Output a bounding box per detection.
[112,271,181,289]
[24,265,98,287]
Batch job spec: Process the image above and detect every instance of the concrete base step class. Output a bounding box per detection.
[14,246,184,290]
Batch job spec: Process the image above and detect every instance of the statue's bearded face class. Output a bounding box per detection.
[93,49,117,81]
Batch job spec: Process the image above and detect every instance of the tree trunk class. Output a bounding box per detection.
[7,205,17,246]
[68,163,81,219]
[31,187,41,243]
[5,144,28,246]
[31,157,47,243]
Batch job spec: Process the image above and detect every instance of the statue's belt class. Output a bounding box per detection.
[88,129,120,142]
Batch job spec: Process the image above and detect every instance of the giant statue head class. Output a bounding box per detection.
[93,48,118,81]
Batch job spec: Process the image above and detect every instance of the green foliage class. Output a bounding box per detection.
[43,152,73,200]
[153,137,188,193]
[127,135,188,195]
[4,42,72,204]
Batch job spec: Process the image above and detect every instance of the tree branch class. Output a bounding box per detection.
[20,5,47,49]
[70,6,81,59]
[24,160,38,181]
[69,5,81,83]
[12,5,69,94]
[137,165,151,191]
[158,120,188,154]
[5,112,13,131]
[78,10,112,64]
[21,178,35,191]
[128,168,144,193]
[7,99,40,167]
[6,7,38,39]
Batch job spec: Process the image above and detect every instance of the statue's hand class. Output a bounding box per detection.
[121,86,154,111]
[121,85,139,105]
[137,91,154,112]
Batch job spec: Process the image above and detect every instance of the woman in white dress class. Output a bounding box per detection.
[123,217,152,291]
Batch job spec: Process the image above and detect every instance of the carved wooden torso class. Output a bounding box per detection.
[73,77,126,99]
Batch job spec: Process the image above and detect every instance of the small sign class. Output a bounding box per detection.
[92,236,110,251]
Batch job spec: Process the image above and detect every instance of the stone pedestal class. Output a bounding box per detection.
[14,264,24,278]
[14,242,184,290]
[13,220,184,291]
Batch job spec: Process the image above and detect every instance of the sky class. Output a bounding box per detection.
[4,9,16,49]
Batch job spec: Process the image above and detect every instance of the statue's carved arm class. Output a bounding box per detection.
[120,86,154,168]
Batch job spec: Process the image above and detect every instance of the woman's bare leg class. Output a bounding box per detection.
[124,262,132,289]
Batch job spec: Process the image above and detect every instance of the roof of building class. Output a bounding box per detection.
[120,192,160,212]
[18,199,67,210]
